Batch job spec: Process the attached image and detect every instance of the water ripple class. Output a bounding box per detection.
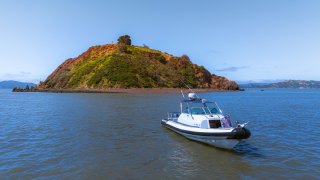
[0,89,320,179]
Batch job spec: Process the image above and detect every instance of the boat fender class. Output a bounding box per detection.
[242,128,251,139]
[228,128,251,139]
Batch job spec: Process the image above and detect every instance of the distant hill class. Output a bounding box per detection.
[239,83,269,88]
[0,81,37,89]
[241,80,320,89]
[236,79,285,85]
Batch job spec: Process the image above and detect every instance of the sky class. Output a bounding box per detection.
[0,0,319,84]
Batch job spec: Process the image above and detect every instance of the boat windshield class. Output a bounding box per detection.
[206,107,220,114]
[184,107,220,114]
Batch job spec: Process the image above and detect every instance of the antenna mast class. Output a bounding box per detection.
[181,90,185,100]
[179,79,201,99]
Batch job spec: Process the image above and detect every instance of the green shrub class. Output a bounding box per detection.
[156,55,166,64]
[117,44,128,53]
[69,59,101,87]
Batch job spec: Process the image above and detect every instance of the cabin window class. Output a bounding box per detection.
[209,120,221,128]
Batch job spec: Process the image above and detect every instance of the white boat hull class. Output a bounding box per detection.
[161,119,250,149]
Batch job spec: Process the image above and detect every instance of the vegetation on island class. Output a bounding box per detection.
[41,35,239,90]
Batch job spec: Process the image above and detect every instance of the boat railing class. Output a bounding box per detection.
[167,112,181,122]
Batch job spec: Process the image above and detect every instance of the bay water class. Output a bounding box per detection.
[0,89,319,179]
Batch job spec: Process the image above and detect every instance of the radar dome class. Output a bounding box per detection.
[188,93,197,100]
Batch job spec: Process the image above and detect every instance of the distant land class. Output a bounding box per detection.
[0,80,37,89]
[238,83,269,87]
[34,35,241,92]
[236,79,285,85]
[240,80,320,89]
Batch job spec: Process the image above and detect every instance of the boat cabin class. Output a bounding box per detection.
[167,100,232,129]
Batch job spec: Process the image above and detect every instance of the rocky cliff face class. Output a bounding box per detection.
[40,43,239,90]
[210,74,239,90]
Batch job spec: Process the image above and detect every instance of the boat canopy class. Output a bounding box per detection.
[180,100,215,103]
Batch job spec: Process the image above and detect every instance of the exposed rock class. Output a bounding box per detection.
[47,58,76,79]
[25,85,29,90]
[194,65,212,88]
[210,74,229,89]
[223,81,239,90]
[12,87,24,92]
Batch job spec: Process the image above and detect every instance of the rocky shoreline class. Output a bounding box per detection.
[12,86,116,93]
[12,85,244,93]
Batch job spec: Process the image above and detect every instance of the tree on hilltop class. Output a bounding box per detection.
[181,54,191,62]
[117,35,131,53]
[117,35,131,45]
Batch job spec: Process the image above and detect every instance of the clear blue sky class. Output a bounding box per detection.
[1,0,319,84]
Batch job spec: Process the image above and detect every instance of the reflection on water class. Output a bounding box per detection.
[0,89,320,179]
[233,141,265,158]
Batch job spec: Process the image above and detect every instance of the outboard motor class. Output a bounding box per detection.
[188,93,197,100]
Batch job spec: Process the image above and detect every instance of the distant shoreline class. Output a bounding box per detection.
[239,80,320,89]
[239,88,320,89]
[13,88,243,93]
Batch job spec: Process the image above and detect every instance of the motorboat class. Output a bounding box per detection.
[161,91,251,149]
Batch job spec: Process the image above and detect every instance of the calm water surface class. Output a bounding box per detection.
[0,89,319,179]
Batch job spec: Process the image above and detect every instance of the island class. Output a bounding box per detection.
[13,35,243,93]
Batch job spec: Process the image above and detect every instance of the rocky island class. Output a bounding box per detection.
[13,35,242,93]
